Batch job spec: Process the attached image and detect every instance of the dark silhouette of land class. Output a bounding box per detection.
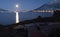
[0,10,60,37]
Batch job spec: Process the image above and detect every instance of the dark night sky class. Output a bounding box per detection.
[0,0,52,11]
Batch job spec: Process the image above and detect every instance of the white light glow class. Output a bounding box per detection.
[16,4,19,8]
[16,11,19,23]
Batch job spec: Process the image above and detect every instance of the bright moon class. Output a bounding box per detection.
[16,4,19,8]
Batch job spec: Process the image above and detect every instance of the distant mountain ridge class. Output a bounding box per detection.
[34,2,60,10]
[0,8,8,11]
